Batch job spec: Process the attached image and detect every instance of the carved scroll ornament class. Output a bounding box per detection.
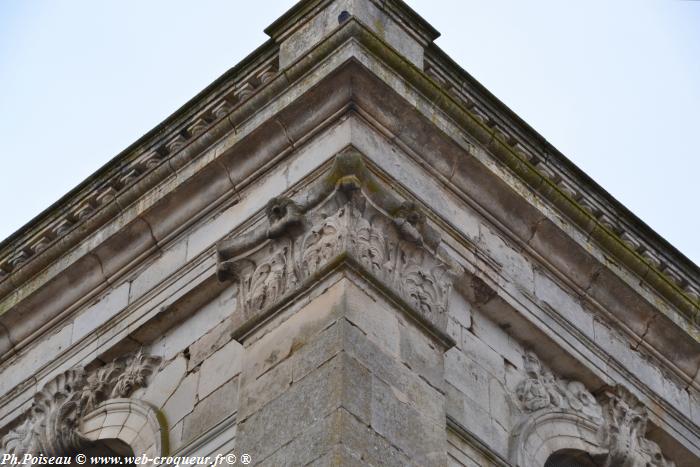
[0,350,160,464]
[216,150,461,341]
[512,351,675,467]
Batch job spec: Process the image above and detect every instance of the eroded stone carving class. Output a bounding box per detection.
[266,196,305,238]
[516,351,600,419]
[597,385,647,467]
[28,368,87,456]
[598,386,676,467]
[0,350,160,464]
[512,352,675,467]
[216,151,461,338]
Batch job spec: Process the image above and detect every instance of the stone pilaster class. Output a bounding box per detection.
[217,151,458,465]
[235,275,450,466]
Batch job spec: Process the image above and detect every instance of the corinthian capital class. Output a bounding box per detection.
[216,149,462,344]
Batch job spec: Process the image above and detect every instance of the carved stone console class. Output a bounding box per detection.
[511,351,675,467]
[0,351,161,465]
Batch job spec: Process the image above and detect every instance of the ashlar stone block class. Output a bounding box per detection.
[138,354,187,409]
[235,276,450,466]
[197,338,243,399]
[183,375,239,444]
[162,370,198,428]
[238,353,364,462]
[445,348,490,412]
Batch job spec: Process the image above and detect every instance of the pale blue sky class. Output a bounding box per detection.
[1,0,698,266]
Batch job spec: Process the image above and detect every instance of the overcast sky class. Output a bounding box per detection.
[1,0,698,266]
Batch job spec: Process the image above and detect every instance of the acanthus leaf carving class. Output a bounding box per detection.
[598,385,648,467]
[598,385,676,467]
[80,362,121,414]
[216,151,462,340]
[0,351,160,464]
[1,419,33,461]
[30,368,87,456]
[110,349,160,399]
[513,352,676,467]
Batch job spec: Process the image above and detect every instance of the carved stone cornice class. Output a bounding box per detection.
[513,351,676,467]
[423,52,700,319]
[0,350,160,463]
[216,150,461,344]
[0,50,279,296]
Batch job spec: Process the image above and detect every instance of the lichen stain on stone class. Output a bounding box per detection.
[264,349,280,367]
[289,334,308,357]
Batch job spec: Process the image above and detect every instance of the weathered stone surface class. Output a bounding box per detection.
[461,325,507,381]
[448,380,490,431]
[448,288,472,335]
[186,316,235,371]
[138,354,187,408]
[291,320,343,382]
[162,371,198,427]
[233,273,450,465]
[371,376,446,466]
[183,376,239,443]
[342,318,443,423]
[237,354,346,461]
[344,284,402,357]
[151,286,234,361]
[129,240,188,303]
[72,282,130,344]
[488,376,513,430]
[448,428,496,467]
[399,320,444,392]
[1,0,698,466]
[336,407,413,467]
[197,339,243,399]
[533,268,595,338]
[445,348,490,412]
[272,0,430,69]
[236,280,347,420]
[238,354,293,423]
[257,410,340,466]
